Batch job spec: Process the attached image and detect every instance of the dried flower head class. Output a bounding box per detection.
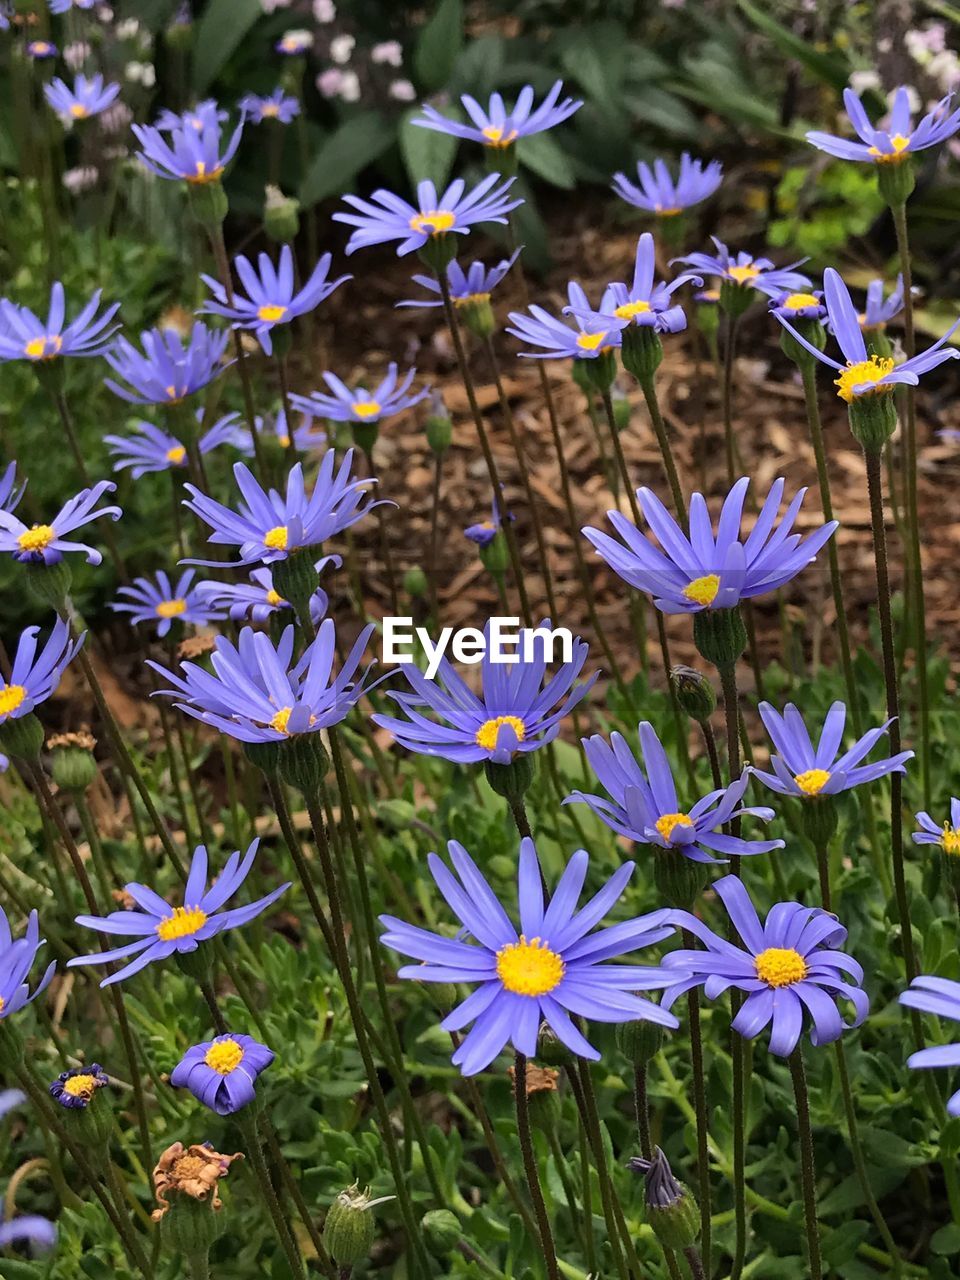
[46,730,96,751]
[151,1142,243,1220]
[508,1062,559,1098]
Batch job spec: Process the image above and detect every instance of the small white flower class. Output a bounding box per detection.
[63,166,99,194]
[124,60,144,82]
[116,17,140,38]
[140,62,156,88]
[848,69,881,95]
[316,68,344,98]
[339,70,361,102]
[388,78,416,102]
[64,41,92,69]
[371,40,403,67]
[330,33,355,64]
[313,0,336,21]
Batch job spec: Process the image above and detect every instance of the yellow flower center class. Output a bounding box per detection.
[576,330,610,352]
[63,1073,97,1099]
[727,264,760,285]
[156,905,208,942]
[264,525,289,550]
[166,445,187,465]
[188,161,224,185]
[475,715,526,752]
[270,706,293,734]
[409,210,456,236]
[265,589,285,606]
[156,598,188,619]
[496,936,565,996]
[257,303,287,323]
[278,435,290,448]
[614,300,652,320]
[0,685,27,716]
[683,574,720,607]
[261,103,280,118]
[869,134,911,163]
[17,524,56,554]
[655,205,683,216]
[69,103,88,119]
[755,947,808,988]
[793,768,831,796]
[784,292,820,310]
[655,812,694,842]
[352,400,381,419]
[834,355,895,403]
[481,125,519,148]
[204,1038,244,1075]
[24,335,62,360]
[942,826,960,857]
[454,291,491,309]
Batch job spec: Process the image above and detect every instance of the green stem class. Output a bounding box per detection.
[815,843,832,912]
[789,1049,823,1280]
[565,1064,630,1280]
[514,1053,561,1280]
[236,1107,305,1279]
[682,929,711,1276]
[638,373,687,528]
[721,314,740,487]
[363,446,400,616]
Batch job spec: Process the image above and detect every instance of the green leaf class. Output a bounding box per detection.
[192,0,263,94]
[299,112,393,208]
[932,1223,960,1255]
[399,108,458,191]
[414,0,464,94]
[737,0,850,92]
[517,132,576,190]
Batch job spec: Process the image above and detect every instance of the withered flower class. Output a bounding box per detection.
[151,1141,243,1221]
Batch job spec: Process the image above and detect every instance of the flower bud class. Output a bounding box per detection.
[629,1147,700,1250]
[323,1185,392,1265]
[510,1062,561,1131]
[422,1208,461,1256]
[611,384,632,431]
[669,666,716,722]
[617,1018,664,1066]
[404,566,428,599]
[48,731,98,793]
[263,185,300,243]
[425,395,453,454]
[692,605,746,669]
[620,326,664,383]
[484,753,535,801]
[537,1020,574,1066]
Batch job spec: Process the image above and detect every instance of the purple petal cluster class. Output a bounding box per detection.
[583,477,837,613]
[133,115,243,184]
[0,907,56,1019]
[0,619,83,725]
[412,81,582,149]
[0,480,121,566]
[171,1033,274,1115]
[292,362,426,425]
[665,875,868,1056]
[239,89,300,124]
[44,73,120,121]
[807,86,960,163]
[104,323,231,406]
[900,977,960,1113]
[507,284,626,360]
[567,721,783,863]
[613,153,723,215]
[68,840,290,986]
[196,562,333,624]
[0,283,119,362]
[398,249,522,310]
[380,837,678,1075]
[677,237,811,298]
[568,233,702,335]
[104,411,243,477]
[111,569,224,637]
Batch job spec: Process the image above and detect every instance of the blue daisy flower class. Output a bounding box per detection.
[111,569,225,637]
[0,480,121,566]
[808,85,960,164]
[412,80,582,150]
[612,153,723,216]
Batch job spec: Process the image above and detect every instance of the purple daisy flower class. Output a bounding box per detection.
[860,276,904,333]
[664,875,868,1056]
[291,363,427,425]
[104,411,242,478]
[0,462,25,515]
[239,89,300,125]
[111,569,225,638]
[49,0,96,10]
[0,282,119,363]
[807,85,960,165]
[566,234,702,335]
[412,80,582,150]
[49,1063,109,1109]
[566,721,783,863]
[769,290,826,322]
[372,620,597,765]
[148,619,376,744]
[44,73,120,121]
[182,453,379,567]
[0,480,121,566]
[0,619,83,728]
[675,238,811,299]
[199,246,351,356]
[397,249,522,310]
[104,323,231,406]
[507,283,626,360]
[26,40,58,59]
[464,497,512,547]
[276,29,313,55]
[913,798,960,856]
[68,839,290,986]
[0,1090,56,1252]
[170,1033,274,1115]
[582,476,837,614]
[753,700,913,799]
[775,268,960,403]
[333,174,522,257]
[154,100,227,133]
[196,562,333,624]
[0,907,56,1019]
[132,115,243,185]
[612,153,723,216]
[900,976,960,1113]
[380,836,678,1075]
